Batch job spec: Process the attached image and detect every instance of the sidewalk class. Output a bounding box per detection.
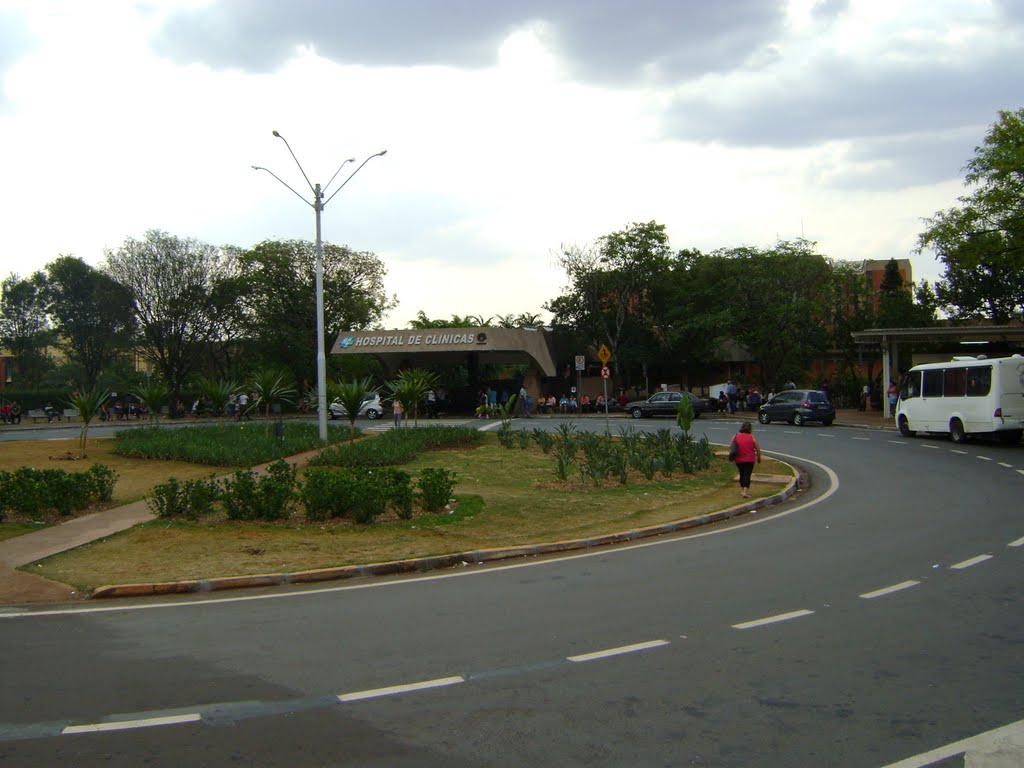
[0,409,892,607]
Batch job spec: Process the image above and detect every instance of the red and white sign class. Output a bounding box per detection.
[601,365,610,379]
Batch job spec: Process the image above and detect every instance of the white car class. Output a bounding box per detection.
[327,393,383,420]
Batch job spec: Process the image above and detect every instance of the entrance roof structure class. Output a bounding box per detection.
[332,327,558,376]
[851,325,1024,346]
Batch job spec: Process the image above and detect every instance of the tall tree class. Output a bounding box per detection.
[0,272,54,386]
[104,230,227,402]
[918,108,1024,323]
[42,255,136,389]
[875,258,935,329]
[235,239,396,392]
[545,221,672,378]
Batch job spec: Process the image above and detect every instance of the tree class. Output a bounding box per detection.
[0,272,54,386]
[545,221,672,379]
[104,230,228,403]
[67,385,109,458]
[334,376,375,429]
[43,255,135,390]
[875,258,935,329]
[235,239,396,391]
[918,108,1024,323]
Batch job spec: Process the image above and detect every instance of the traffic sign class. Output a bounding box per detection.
[575,355,586,371]
[598,344,611,364]
[601,366,610,379]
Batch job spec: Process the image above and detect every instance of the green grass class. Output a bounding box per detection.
[114,421,358,466]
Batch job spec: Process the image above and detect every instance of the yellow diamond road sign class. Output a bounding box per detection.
[598,344,611,364]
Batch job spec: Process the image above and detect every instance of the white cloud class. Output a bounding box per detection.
[0,0,1020,327]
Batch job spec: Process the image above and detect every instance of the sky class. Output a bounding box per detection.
[1,0,1022,329]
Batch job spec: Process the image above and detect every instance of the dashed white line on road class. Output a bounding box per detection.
[852,437,870,441]
[860,581,920,599]
[732,609,814,630]
[337,676,464,702]
[1018,469,1024,476]
[951,554,993,570]
[62,713,200,735]
[921,444,940,449]
[568,639,670,663]
[977,455,993,462]
[888,440,907,445]
[999,462,1013,468]
[817,434,835,438]
[1008,536,1024,548]
[951,449,969,455]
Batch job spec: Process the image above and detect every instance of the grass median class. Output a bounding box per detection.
[16,430,793,593]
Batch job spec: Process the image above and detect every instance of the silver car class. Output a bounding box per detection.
[328,393,383,420]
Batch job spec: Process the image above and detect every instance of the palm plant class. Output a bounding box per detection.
[197,377,239,418]
[132,381,169,425]
[66,385,109,458]
[249,369,297,419]
[384,368,439,426]
[334,376,375,429]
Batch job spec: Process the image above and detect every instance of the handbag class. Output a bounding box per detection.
[727,438,738,461]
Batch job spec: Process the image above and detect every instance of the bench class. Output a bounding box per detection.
[63,408,79,421]
[27,409,49,423]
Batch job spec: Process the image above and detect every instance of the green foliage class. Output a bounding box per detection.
[531,428,556,453]
[383,469,415,519]
[496,423,516,448]
[114,422,356,466]
[147,476,221,520]
[384,368,439,425]
[0,271,55,388]
[418,467,457,512]
[197,377,239,417]
[66,385,110,457]
[334,376,375,429]
[311,425,482,468]
[300,467,409,523]
[249,369,297,418]
[221,460,296,521]
[131,381,169,424]
[0,465,117,518]
[675,393,694,433]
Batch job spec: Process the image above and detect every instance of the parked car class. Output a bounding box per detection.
[625,391,710,419]
[757,389,835,426]
[328,393,383,420]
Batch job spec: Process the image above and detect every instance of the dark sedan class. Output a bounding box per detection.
[625,391,710,419]
[757,389,835,426]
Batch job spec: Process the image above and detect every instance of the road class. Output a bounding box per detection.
[1,418,1021,766]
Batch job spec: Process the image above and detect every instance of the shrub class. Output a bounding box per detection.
[221,460,297,521]
[86,464,117,502]
[311,426,483,468]
[0,465,115,517]
[418,467,457,512]
[382,468,415,520]
[531,428,555,453]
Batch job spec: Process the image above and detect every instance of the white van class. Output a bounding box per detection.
[895,354,1024,443]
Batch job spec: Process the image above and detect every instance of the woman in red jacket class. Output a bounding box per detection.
[731,421,762,498]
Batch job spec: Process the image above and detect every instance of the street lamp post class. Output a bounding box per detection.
[253,132,386,442]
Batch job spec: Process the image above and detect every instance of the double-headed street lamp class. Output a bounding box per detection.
[253,131,387,442]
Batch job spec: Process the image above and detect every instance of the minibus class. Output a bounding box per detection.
[895,354,1024,443]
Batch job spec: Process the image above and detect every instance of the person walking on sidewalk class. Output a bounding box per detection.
[729,421,762,499]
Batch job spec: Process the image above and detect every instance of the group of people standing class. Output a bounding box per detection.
[0,401,22,424]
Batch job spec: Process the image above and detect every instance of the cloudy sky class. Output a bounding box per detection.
[1,0,1021,327]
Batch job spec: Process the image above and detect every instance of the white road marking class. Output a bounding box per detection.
[860,581,920,599]
[62,713,200,734]
[1018,469,1024,476]
[851,437,870,441]
[1009,536,1024,548]
[999,462,1013,468]
[888,440,906,445]
[567,639,670,663]
[337,676,464,702]
[951,554,993,570]
[951,449,969,455]
[732,609,814,630]
[817,433,835,438]
[878,717,1024,768]
[920,444,940,449]
[977,455,993,462]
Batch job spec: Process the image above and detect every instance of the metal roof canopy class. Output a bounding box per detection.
[331,326,558,376]
[850,324,1024,418]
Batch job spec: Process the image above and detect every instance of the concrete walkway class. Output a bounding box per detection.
[0,409,893,606]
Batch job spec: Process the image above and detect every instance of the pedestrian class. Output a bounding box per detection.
[725,380,738,413]
[728,420,762,499]
[887,380,898,411]
[392,397,404,428]
[517,384,531,417]
[237,391,249,420]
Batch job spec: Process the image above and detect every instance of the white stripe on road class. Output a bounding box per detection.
[1009,536,1024,548]
[568,639,670,663]
[732,609,814,630]
[921,444,940,449]
[62,713,200,734]
[851,437,870,441]
[860,581,920,600]
[977,456,993,462]
[337,676,464,702]
[817,434,835,438]
[999,462,1013,468]
[951,554,993,570]
[951,449,968,455]
[888,440,907,445]
[1018,469,1024,476]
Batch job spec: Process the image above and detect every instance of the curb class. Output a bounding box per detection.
[90,475,798,599]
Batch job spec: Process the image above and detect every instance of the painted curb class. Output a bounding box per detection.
[90,474,797,600]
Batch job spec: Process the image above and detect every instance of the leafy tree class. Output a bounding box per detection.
[384,368,438,426]
[0,272,54,386]
[918,108,1024,323]
[196,377,238,417]
[875,258,935,329]
[104,230,229,403]
[249,369,297,419]
[131,381,170,425]
[545,221,672,379]
[42,255,136,390]
[234,239,396,392]
[334,376,375,429]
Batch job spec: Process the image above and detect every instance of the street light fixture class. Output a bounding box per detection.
[253,132,387,442]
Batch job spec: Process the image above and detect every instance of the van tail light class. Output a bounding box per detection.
[994,407,1003,417]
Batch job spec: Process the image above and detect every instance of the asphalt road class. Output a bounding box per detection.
[1,418,1021,767]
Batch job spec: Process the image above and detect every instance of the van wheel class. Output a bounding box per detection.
[949,418,967,444]
[897,416,915,437]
